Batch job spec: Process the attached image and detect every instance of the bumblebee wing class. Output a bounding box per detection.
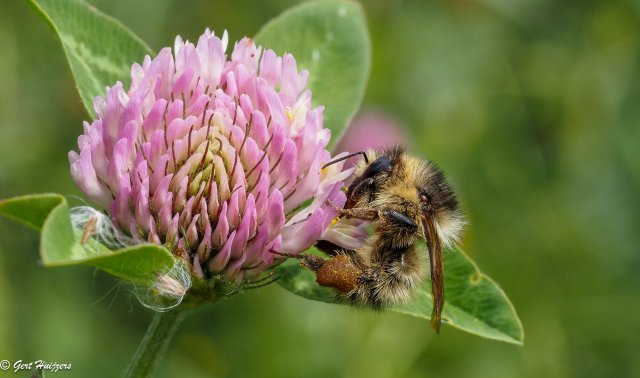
[422,215,444,333]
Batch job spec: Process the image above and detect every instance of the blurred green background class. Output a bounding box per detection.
[1,0,639,377]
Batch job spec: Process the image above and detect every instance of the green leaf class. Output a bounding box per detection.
[0,193,65,231]
[255,0,371,145]
[76,245,175,286]
[27,0,153,116]
[276,246,524,345]
[0,194,175,286]
[276,255,349,306]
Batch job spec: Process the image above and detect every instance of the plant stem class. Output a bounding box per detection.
[124,309,185,378]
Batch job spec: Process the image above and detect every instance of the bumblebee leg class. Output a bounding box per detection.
[300,254,363,293]
[300,254,326,272]
[326,201,417,231]
[242,272,280,289]
[326,200,379,221]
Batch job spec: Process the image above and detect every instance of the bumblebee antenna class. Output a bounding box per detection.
[243,272,281,289]
[322,151,369,169]
[421,214,444,333]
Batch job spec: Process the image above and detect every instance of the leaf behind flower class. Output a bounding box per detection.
[27,0,153,117]
[255,0,371,146]
[276,246,524,345]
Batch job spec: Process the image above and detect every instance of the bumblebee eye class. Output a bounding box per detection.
[418,190,429,202]
[361,156,393,180]
[346,156,393,204]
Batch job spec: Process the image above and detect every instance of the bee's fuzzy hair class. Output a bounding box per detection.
[352,147,465,250]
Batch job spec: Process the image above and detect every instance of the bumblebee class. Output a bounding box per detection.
[301,147,464,332]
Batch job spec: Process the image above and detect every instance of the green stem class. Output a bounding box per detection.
[124,309,185,378]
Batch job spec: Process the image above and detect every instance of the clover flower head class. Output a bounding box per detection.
[69,29,353,284]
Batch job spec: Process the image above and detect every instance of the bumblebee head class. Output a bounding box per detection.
[341,146,414,209]
[323,146,464,248]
